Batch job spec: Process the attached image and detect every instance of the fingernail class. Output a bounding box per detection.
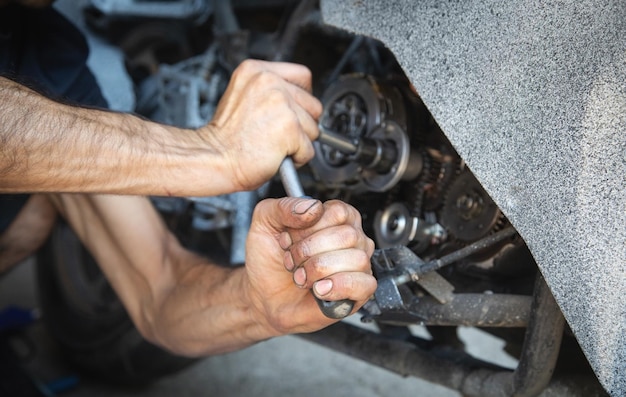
[293,267,306,287]
[292,198,318,215]
[284,251,295,272]
[279,232,292,250]
[314,279,333,296]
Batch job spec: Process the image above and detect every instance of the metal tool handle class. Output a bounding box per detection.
[278,158,356,319]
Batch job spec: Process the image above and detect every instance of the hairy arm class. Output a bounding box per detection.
[50,194,375,356]
[0,76,230,196]
[0,60,321,196]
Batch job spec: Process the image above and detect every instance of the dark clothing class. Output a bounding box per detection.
[0,4,108,234]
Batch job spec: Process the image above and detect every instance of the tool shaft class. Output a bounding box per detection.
[278,157,355,319]
[279,158,305,197]
[318,125,358,154]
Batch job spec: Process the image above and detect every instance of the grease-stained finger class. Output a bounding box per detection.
[312,272,377,304]
[289,224,374,268]
[291,248,372,290]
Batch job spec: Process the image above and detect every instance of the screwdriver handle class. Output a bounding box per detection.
[278,158,356,319]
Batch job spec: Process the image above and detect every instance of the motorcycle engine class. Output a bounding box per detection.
[309,73,511,270]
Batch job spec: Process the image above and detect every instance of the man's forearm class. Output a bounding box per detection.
[150,259,282,356]
[0,77,235,196]
[50,193,279,357]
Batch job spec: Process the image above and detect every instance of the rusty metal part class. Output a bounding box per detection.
[441,171,502,242]
[367,293,533,328]
[302,275,600,397]
[414,271,455,304]
[409,294,532,327]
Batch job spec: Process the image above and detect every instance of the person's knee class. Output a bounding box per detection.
[0,194,57,273]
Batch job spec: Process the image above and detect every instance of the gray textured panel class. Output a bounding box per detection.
[321,1,626,395]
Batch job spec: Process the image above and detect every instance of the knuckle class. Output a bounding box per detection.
[325,201,351,224]
[339,273,357,295]
[339,225,359,246]
[300,64,313,81]
[283,111,300,131]
[353,249,371,271]
[295,141,315,164]
[366,236,376,255]
[236,59,260,76]
[264,87,286,105]
[255,69,281,88]
[306,255,326,276]
[312,98,323,118]
[291,239,311,262]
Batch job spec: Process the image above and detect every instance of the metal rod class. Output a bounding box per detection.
[318,124,358,154]
[417,227,517,275]
[279,158,305,198]
[403,294,533,328]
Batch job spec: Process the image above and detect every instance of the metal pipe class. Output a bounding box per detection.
[404,294,533,328]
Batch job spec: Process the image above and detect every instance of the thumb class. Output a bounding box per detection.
[252,197,323,233]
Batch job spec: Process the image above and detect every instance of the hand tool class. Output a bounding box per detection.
[278,157,356,319]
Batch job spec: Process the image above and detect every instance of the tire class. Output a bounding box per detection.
[36,221,196,385]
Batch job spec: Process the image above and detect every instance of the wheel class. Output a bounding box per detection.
[36,221,196,385]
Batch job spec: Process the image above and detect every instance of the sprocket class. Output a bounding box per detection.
[440,171,502,242]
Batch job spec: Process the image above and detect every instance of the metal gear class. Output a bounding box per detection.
[440,171,502,242]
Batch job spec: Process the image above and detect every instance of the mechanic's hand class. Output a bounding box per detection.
[204,59,322,192]
[244,197,376,335]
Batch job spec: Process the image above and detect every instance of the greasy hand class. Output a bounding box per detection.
[244,197,376,335]
[204,60,322,191]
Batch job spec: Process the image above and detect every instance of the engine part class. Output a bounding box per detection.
[369,228,517,316]
[441,170,502,242]
[188,196,234,231]
[155,45,226,128]
[362,121,418,191]
[373,202,446,249]
[318,124,399,175]
[311,75,420,192]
